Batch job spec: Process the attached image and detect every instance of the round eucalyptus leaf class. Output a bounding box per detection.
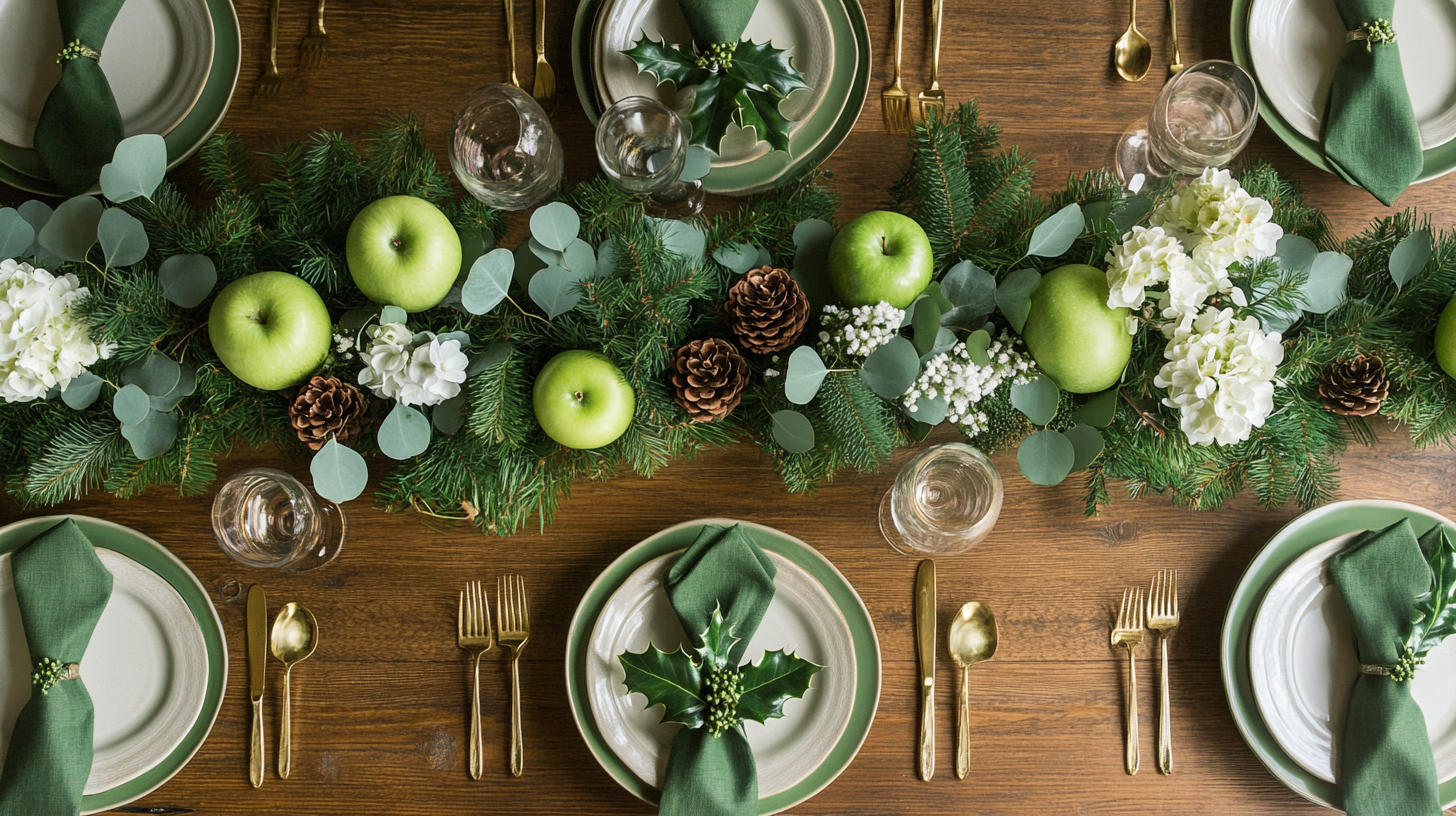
[456,226,493,283]
[1274,234,1318,276]
[680,145,713,182]
[562,238,597,280]
[755,245,773,268]
[911,295,943,356]
[338,308,375,336]
[38,195,103,263]
[380,305,408,326]
[121,353,181,397]
[921,281,954,313]
[660,219,706,261]
[99,134,167,203]
[61,372,104,410]
[433,393,467,435]
[528,264,583,319]
[1082,200,1111,229]
[713,242,759,274]
[310,438,369,503]
[1109,195,1153,234]
[157,253,217,308]
[1027,202,1083,258]
[378,401,432,459]
[907,393,948,426]
[112,383,153,425]
[462,248,514,315]
[939,260,997,314]
[859,336,920,400]
[792,218,833,269]
[528,236,563,266]
[1389,229,1433,289]
[771,409,815,453]
[996,268,1041,334]
[1065,423,1105,471]
[0,208,34,260]
[514,239,549,289]
[437,331,471,348]
[1301,251,1353,314]
[597,239,620,279]
[965,329,993,367]
[1010,375,1059,426]
[150,365,197,412]
[17,200,53,239]
[467,341,514,376]
[121,408,178,460]
[1071,388,1118,428]
[784,346,828,405]
[921,327,957,363]
[529,202,580,251]
[1017,429,1075,486]
[98,208,150,268]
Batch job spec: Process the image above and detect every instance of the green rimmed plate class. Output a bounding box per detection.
[566,518,880,815]
[0,515,227,815]
[1220,499,1456,811]
[1230,0,1456,185]
[0,0,240,196]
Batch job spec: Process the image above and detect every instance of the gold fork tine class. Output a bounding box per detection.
[880,0,910,131]
[915,0,946,123]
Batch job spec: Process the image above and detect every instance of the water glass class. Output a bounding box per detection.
[211,468,344,571]
[595,96,704,215]
[450,84,563,211]
[879,443,1003,556]
[1115,60,1259,187]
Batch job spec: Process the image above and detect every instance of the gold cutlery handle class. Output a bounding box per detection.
[250,696,265,788]
[278,668,292,779]
[509,655,524,777]
[314,0,326,34]
[1124,649,1139,775]
[928,0,943,86]
[890,0,905,84]
[503,0,520,87]
[955,668,969,779]
[1158,635,1172,774]
[469,652,483,780]
[267,0,281,71]
[918,680,934,781]
[1167,0,1182,70]
[534,0,545,58]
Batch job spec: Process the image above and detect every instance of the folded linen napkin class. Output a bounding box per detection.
[33,0,129,196]
[675,0,759,48]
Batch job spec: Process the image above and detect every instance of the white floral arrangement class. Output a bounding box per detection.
[817,302,905,359]
[1154,307,1284,446]
[0,259,110,404]
[357,322,469,407]
[903,332,1037,435]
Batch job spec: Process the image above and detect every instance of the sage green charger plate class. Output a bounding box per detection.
[0,515,227,815]
[1230,0,1456,185]
[0,0,241,196]
[1221,499,1456,811]
[571,0,869,196]
[566,518,881,815]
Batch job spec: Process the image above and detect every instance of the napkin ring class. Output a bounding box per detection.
[1360,651,1424,682]
[31,657,81,696]
[56,40,102,64]
[1347,19,1397,53]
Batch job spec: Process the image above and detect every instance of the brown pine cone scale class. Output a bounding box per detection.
[670,338,749,422]
[1318,354,1389,417]
[290,375,367,450]
[724,266,810,355]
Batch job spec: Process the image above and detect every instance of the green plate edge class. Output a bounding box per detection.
[1220,499,1456,811]
[564,518,881,815]
[0,515,228,815]
[571,0,870,197]
[0,0,242,196]
[1229,0,1456,185]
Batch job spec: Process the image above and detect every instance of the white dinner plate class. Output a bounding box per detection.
[0,547,209,794]
[1250,532,1456,784]
[1248,0,1456,148]
[0,0,214,148]
[587,549,855,795]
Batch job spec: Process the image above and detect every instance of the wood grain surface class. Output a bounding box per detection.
[3,0,1456,814]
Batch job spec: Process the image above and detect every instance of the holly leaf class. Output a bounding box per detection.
[623,35,712,89]
[1409,527,1456,658]
[728,39,810,97]
[693,606,739,673]
[686,73,748,153]
[618,644,706,730]
[735,87,793,154]
[735,648,823,724]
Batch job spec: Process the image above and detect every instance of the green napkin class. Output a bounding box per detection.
[33,0,129,196]
[0,519,114,816]
[659,524,777,816]
[1329,519,1441,816]
[675,0,759,47]
[1322,0,1422,205]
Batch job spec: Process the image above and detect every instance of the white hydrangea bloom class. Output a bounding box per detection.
[0,259,109,403]
[1159,256,1234,322]
[1152,168,1283,271]
[1153,306,1284,446]
[357,322,414,401]
[902,333,1036,435]
[1105,225,1195,309]
[358,322,470,407]
[817,302,905,359]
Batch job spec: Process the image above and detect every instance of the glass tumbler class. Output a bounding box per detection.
[450,83,563,211]
[879,443,1003,556]
[1115,60,1259,187]
[211,468,344,571]
[595,96,705,215]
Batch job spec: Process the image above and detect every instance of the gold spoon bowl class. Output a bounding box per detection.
[947,601,999,780]
[1114,0,1153,82]
[271,602,318,780]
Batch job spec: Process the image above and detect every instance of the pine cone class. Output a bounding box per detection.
[725,266,809,355]
[289,376,367,450]
[670,338,748,422]
[1318,354,1389,417]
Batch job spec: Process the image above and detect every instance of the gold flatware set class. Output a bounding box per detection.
[1113,0,1183,81]
[1109,570,1180,775]
[914,560,1000,781]
[254,0,334,98]
[457,575,532,778]
[502,0,556,113]
[246,585,320,786]
[882,0,949,130]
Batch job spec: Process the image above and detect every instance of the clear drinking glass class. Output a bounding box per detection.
[879,443,1004,556]
[211,468,344,571]
[1115,60,1260,187]
[595,96,705,215]
[450,84,563,211]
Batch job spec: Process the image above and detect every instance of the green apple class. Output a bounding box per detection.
[533,350,636,449]
[827,211,933,309]
[346,195,462,313]
[1021,264,1132,394]
[1436,297,1456,377]
[208,271,332,391]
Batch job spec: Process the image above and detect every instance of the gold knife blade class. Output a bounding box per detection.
[248,584,267,701]
[915,559,936,781]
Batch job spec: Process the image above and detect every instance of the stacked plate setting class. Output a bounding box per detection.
[1222,500,1456,811]
[566,519,881,815]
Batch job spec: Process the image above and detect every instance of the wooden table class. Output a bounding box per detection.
[4,0,1456,814]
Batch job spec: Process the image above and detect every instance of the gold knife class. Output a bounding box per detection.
[915,559,937,781]
[247,584,267,788]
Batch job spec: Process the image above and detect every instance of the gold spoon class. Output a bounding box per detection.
[1114,0,1152,82]
[947,601,999,780]
[271,602,319,780]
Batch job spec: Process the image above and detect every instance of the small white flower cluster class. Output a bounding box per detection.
[357,322,469,407]
[902,333,1036,435]
[817,302,905,359]
[1154,307,1284,446]
[332,333,356,361]
[0,259,110,403]
[763,354,782,379]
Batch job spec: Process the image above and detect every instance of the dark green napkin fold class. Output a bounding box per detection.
[658,524,776,816]
[0,519,114,816]
[675,0,760,47]
[1322,0,1423,205]
[1329,519,1441,816]
[34,0,129,196]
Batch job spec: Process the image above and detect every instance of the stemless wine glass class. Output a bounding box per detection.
[595,96,705,215]
[880,443,1004,556]
[450,83,563,211]
[1115,60,1259,187]
[212,468,344,571]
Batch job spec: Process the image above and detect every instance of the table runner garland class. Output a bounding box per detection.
[0,102,1452,536]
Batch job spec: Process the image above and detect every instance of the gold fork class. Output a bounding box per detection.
[1110,587,1144,776]
[880,0,910,131]
[497,574,530,777]
[255,0,283,98]
[301,0,329,68]
[1147,570,1180,775]
[457,581,494,781]
[503,0,522,89]
[531,0,555,113]
[915,0,946,123]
